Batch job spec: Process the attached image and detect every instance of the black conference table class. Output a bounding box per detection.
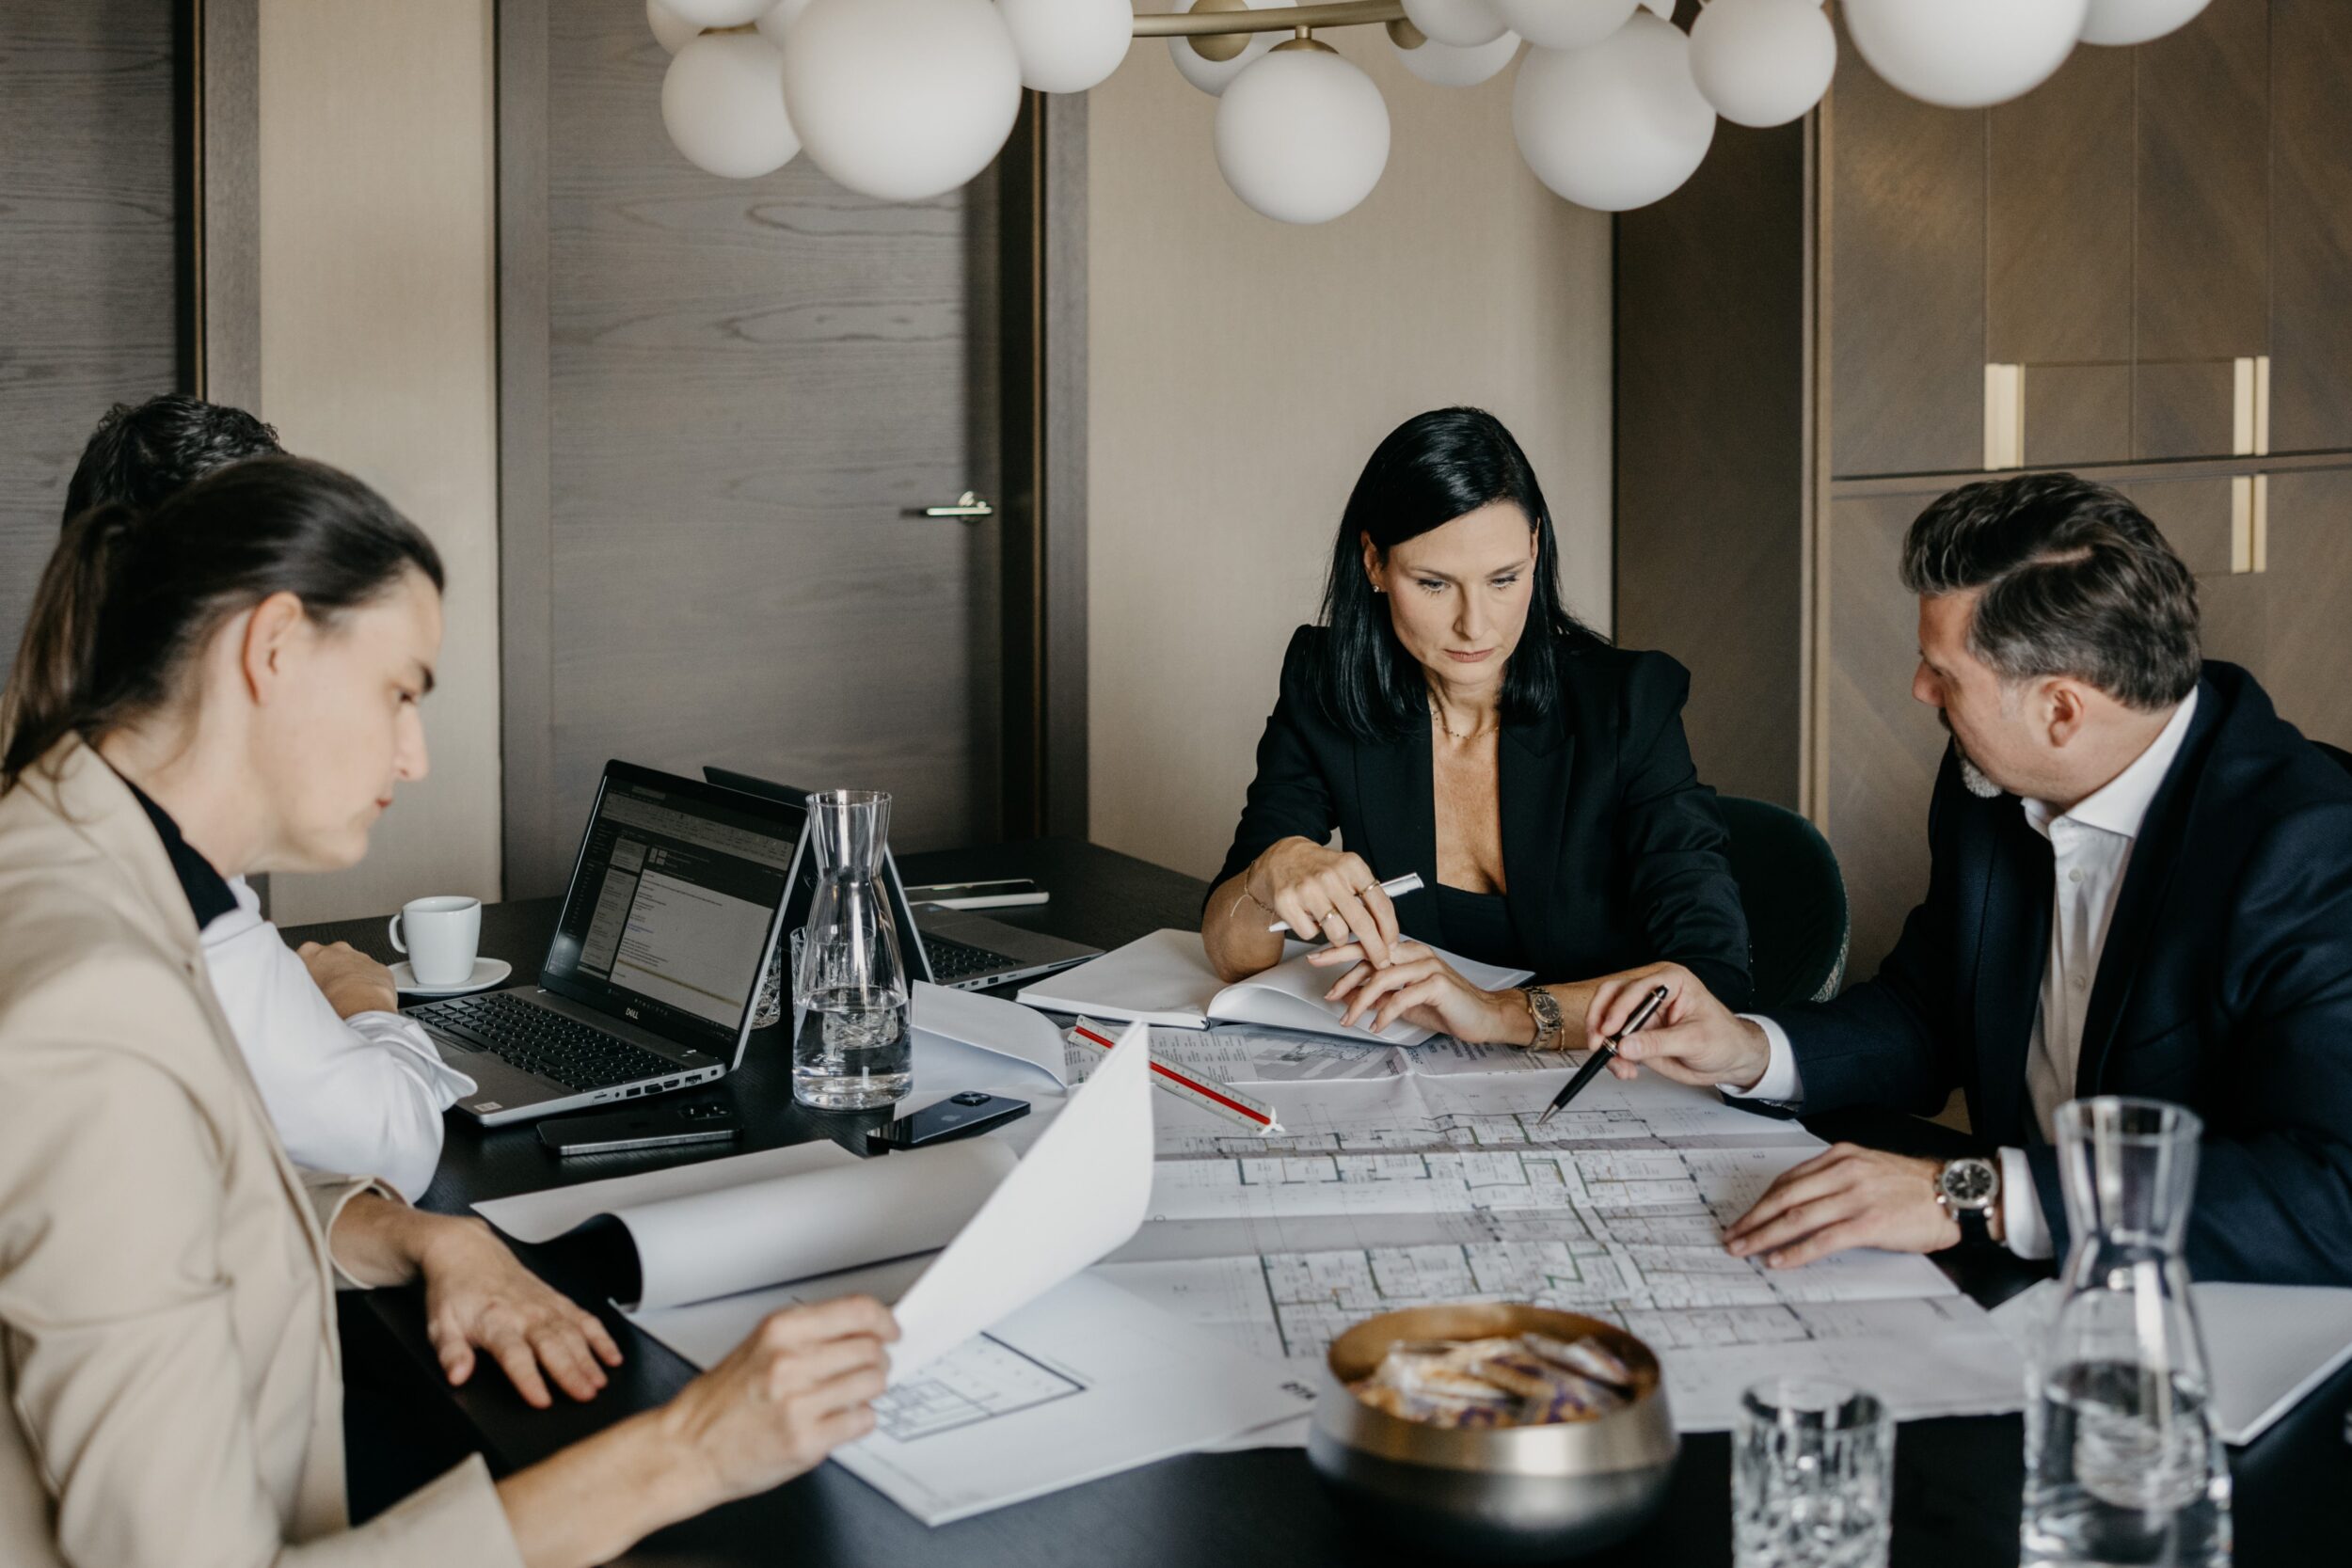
[287,837,2350,1567]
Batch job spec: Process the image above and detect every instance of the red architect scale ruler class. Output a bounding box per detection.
[1066,1018,1283,1135]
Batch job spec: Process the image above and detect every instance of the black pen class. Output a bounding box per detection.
[1534,984,1672,1127]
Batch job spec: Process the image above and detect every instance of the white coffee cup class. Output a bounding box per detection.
[389,895,482,988]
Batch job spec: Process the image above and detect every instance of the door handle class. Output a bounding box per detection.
[905,491,995,520]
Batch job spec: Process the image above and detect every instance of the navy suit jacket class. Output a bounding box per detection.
[1213,626,1754,1007]
[1771,662,2352,1284]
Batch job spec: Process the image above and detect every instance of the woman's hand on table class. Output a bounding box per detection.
[660,1295,898,1506]
[1247,839,1404,968]
[1312,940,1532,1043]
[416,1214,626,1407]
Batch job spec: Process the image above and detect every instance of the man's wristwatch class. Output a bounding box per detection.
[1934,1156,2001,1246]
[1517,984,1565,1051]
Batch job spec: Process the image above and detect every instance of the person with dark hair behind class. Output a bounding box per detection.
[1586,471,2352,1286]
[1201,406,1751,1050]
[61,391,283,520]
[0,455,896,1567]
[41,393,473,1206]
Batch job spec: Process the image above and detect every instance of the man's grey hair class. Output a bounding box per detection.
[1900,472,2201,712]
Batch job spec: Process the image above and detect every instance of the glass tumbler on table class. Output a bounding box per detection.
[2022,1096,2231,1568]
[790,789,912,1111]
[1732,1377,1893,1568]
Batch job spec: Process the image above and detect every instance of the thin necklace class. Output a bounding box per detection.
[1429,701,1497,741]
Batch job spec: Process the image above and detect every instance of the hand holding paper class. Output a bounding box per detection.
[887,1019,1156,1377]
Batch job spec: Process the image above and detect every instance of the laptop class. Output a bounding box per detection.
[407,761,804,1126]
[703,765,1100,991]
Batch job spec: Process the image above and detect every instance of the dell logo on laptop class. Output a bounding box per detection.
[625,1006,642,1021]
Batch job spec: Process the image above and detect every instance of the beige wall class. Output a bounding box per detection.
[1086,32,1613,880]
[257,0,501,924]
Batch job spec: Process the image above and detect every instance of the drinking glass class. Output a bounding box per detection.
[1733,1377,1893,1568]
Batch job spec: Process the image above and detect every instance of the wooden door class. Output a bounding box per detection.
[501,0,1009,895]
[0,0,183,657]
[2268,0,2352,455]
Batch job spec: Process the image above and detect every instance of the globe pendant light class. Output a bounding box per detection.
[1001,0,1134,93]
[2080,0,2212,47]
[1168,0,1283,97]
[1401,0,1508,49]
[784,0,1024,201]
[1389,23,1521,88]
[1492,0,1637,53]
[1689,0,1835,129]
[1513,10,1715,212]
[647,0,702,54]
[755,0,812,46]
[661,0,771,24]
[1842,0,2090,109]
[1215,39,1391,224]
[661,32,800,179]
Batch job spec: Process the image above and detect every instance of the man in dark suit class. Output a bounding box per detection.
[1589,472,2352,1286]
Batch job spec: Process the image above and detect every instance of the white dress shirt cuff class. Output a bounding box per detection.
[1723,1014,1804,1105]
[345,1010,478,1105]
[1999,1147,2054,1260]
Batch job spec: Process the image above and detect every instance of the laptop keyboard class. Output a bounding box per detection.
[923,934,1017,984]
[411,991,682,1093]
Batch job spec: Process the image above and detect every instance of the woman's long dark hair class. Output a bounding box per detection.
[2,454,444,791]
[1315,406,1597,742]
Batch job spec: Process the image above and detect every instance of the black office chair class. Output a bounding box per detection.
[1715,795,1851,1008]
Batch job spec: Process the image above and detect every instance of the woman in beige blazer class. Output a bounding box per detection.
[0,456,897,1567]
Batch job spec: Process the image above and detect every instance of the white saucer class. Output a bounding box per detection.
[392,958,513,997]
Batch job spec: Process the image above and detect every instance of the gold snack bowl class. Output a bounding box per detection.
[1306,1303,1679,1561]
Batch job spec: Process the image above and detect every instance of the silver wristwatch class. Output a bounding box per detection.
[1934,1156,2000,1246]
[1517,984,1565,1051]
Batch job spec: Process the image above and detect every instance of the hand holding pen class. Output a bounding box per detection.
[1536,983,1671,1126]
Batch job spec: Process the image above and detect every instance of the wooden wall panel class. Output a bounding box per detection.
[2251,468,2352,750]
[2025,365,2132,467]
[0,1,181,657]
[1988,44,2133,367]
[1823,491,1947,979]
[2267,0,2352,455]
[1616,119,1807,810]
[2135,358,2240,460]
[2136,0,2269,364]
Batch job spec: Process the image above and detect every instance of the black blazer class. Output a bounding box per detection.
[1772,662,2352,1285]
[1213,626,1754,1007]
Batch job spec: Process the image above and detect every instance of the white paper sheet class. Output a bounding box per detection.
[912,979,1069,1085]
[888,1020,1156,1376]
[472,1137,1016,1310]
[1992,1278,2352,1445]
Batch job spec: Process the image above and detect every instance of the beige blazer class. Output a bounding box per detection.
[0,740,524,1567]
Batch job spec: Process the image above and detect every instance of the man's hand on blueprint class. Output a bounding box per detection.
[1722,1144,1971,1269]
[1586,962,1772,1091]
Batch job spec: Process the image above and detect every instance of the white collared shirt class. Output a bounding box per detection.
[200,877,476,1201]
[1732,691,2199,1259]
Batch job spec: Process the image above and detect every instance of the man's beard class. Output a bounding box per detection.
[1941,713,2004,799]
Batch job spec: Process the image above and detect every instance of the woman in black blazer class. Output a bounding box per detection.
[1203,407,1752,1050]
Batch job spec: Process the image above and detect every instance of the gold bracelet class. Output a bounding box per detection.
[1516,984,1565,1051]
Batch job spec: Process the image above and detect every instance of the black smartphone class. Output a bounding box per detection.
[866,1091,1030,1152]
[540,1099,740,1157]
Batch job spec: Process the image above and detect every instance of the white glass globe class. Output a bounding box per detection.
[1391,29,1521,88]
[2081,0,2211,47]
[1636,0,1671,14]
[1690,0,1835,128]
[661,33,799,179]
[1843,0,2090,109]
[1168,0,1280,97]
[1001,0,1132,93]
[661,0,771,24]
[1492,0,1636,52]
[754,0,811,46]
[784,0,1023,201]
[647,0,702,54]
[1513,12,1715,212]
[1215,45,1391,224]
[1402,0,1508,49]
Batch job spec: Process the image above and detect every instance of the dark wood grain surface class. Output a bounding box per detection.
[1988,42,2133,369]
[2266,0,2352,455]
[2136,0,2270,367]
[0,0,181,654]
[296,840,2352,1565]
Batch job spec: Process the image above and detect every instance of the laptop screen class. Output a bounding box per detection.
[539,764,801,1059]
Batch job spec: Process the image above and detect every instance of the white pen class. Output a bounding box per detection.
[1267,872,1426,934]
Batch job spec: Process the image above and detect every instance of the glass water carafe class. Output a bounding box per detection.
[2022,1097,2231,1568]
[790,789,912,1110]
